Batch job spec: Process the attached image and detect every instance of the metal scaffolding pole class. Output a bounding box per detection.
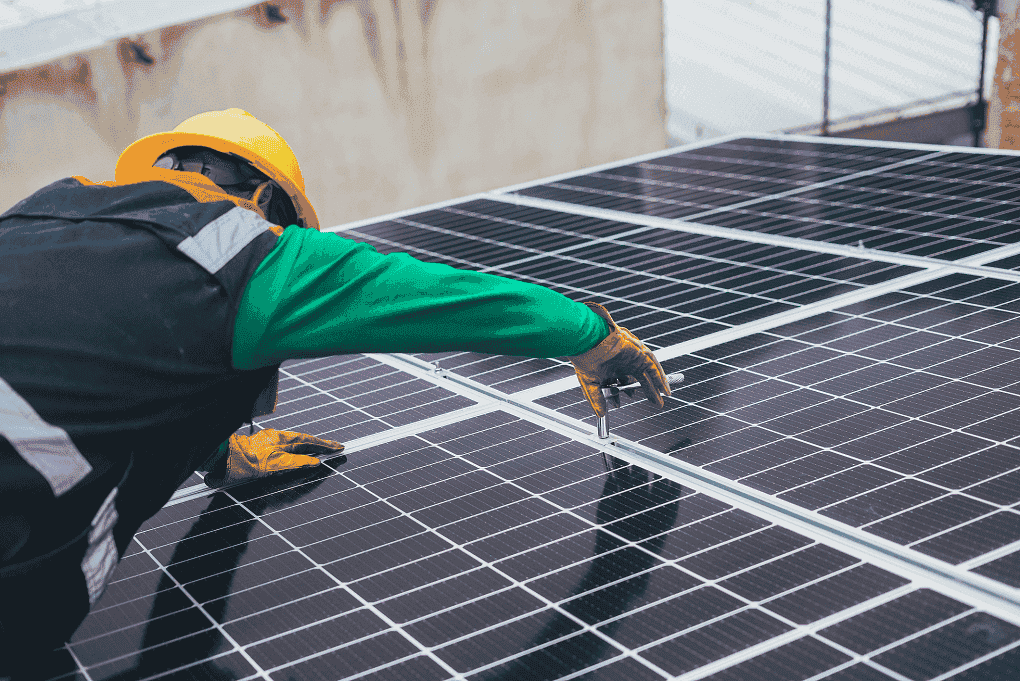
[974,0,996,147]
[822,0,832,136]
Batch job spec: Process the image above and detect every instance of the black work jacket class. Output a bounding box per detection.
[0,170,282,570]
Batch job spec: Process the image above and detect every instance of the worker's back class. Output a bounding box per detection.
[0,173,280,667]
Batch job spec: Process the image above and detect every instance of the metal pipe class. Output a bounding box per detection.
[974,0,994,147]
[822,0,832,136]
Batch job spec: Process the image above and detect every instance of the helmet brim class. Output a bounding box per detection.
[116,130,320,231]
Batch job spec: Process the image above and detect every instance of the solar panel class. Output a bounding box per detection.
[46,134,1020,680]
[536,273,1020,578]
[511,138,1020,263]
[62,408,1019,681]
[343,198,920,393]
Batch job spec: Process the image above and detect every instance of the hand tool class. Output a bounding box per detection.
[597,371,685,440]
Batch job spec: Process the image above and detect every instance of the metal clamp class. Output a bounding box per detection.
[596,371,685,440]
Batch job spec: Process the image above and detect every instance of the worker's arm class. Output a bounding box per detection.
[232,226,612,370]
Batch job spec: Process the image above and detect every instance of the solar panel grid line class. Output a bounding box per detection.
[148,399,946,681]
[482,132,1020,216]
[674,636,864,681]
[457,402,1020,622]
[489,192,1020,283]
[165,356,491,507]
[472,226,657,276]
[211,487,469,679]
[729,168,1020,225]
[510,149,947,227]
[376,217,777,310]
[671,143,1016,226]
[508,141,1020,265]
[654,345,1012,470]
[830,167,1020,204]
[124,533,274,681]
[385,353,601,445]
[322,445,879,681]
[553,168,793,209]
[439,204,914,293]
[590,435,1020,617]
[634,157,838,189]
[229,439,659,678]
[441,203,652,245]
[694,203,1014,264]
[473,133,756,198]
[476,255,805,330]
[514,266,964,402]
[628,587,916,681]
[493,137,945,207]
[274,363,411,435]
[591,171,1020,255]
[958,537,1020,571]
[926,640,1020,681]
[676,597,984,681]
[810,604,983,681]
[63,647,96,681]
[528,322,1020,576]
[166,403,493,508]
[514,248,1020,403]
[280,358,476,435]
[314,159,661,238]
[348,352,501,410]
[349,217,936,371]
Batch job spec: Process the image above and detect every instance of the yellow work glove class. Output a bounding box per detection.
[568,302,671,419]
[204,429,344,487]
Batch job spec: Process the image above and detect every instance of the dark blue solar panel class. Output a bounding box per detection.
[40,135,1020,680]
[537,274,1020,580]
[56,406,1015,681]
[342,198,917,391]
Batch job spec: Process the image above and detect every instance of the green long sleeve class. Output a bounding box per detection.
[232,226,610,370]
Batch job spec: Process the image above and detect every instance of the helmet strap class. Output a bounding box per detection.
[155,148,299,227]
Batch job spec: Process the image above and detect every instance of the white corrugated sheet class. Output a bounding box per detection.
[665,0,999,143]
[0,0,259,73]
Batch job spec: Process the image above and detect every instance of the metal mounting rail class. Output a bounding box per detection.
[379,351,1020,624]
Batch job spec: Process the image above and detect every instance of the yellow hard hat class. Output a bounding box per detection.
[116,108,319,230]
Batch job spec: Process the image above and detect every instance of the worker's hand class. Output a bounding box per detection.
[204,429,344,487]
[568,302,671,419]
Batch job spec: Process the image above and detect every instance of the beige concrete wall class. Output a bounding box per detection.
[989,0,1020,149]
[0,0,665,228]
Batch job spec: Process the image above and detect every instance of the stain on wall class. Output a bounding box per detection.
[0,0,665,227]
[990,0,1020,149]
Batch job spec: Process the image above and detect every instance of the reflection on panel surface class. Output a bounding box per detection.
[512,138,1020,263]
[513,138,933,220]
[538,274,1020,583]
[58,410,1017,681]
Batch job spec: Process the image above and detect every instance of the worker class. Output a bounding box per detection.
[0,108,670,671]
